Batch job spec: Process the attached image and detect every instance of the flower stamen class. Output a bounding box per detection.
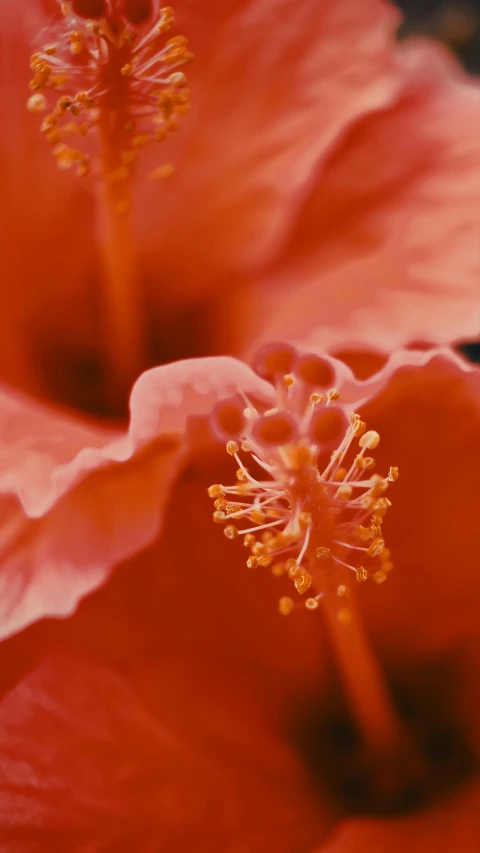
[27,2,193,402]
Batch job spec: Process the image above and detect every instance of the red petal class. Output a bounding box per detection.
[356,349,480,659]
[0,652,327,850]
[318,780,480,853]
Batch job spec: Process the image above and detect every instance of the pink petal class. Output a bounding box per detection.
[0,651,326,851]
[236,40,480,355]
[0,357,272,640]
[137,0,402,298]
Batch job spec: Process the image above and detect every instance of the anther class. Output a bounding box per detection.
[27,93,47,112]
[316,547,331,559]
[279,597,294,616]
[224,525,239,540]
[359,430,380,449]
[28,2,193,184]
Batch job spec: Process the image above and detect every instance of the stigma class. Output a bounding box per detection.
[208,345,397,617]
[27,2,192,192]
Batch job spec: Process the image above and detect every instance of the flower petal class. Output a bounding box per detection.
[354,348,480,659]
[237,41,480,354]
[0,357,273,640]
[318,779,480,853]
[138,0,401,298]
[0,651,327,851]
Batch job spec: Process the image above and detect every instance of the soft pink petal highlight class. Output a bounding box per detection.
[0,357,273,640]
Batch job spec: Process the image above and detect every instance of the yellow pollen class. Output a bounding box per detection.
[207,484,225,499]
[279,597,294,616]
[359,430,381,449]
[209,349,397,614]
[294,571,313,594]
[316,547,331,559]
[28,3,193,182]
[27,93,47,112]
[367,538,385,558]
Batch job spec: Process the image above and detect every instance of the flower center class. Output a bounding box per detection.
[28,2,192,184]
[208,343,397,617]
[27,2,193,404]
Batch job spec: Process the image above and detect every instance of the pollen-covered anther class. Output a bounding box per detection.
[28,2,192,178]
[207,484,225,499]
[279,597,294,616]
[356,567,369,582]
[27,93,47,112]
[224,525,239,540]
[316,547,331,559]
[336,484,353,500]
[367,538,385,558]
[212,511,227,524]
[294,571,312,595]
[359,430,381,449]
[209,345,397,613]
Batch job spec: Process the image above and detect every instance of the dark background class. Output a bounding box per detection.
[396,0,480,72]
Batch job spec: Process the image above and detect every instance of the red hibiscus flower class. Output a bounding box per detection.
[0,0,479,850]
[0,0,478,413]
[0,345,479,851]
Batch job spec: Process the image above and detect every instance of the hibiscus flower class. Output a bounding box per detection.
[0,345,479,852]
[0,0,479,850]
[0,0,478,413]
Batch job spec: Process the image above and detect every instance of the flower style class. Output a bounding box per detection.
[0,346,479,851]
[0,0,478,412]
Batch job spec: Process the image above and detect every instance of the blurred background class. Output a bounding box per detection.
[396,0,480,73]
[397,0,480,365]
